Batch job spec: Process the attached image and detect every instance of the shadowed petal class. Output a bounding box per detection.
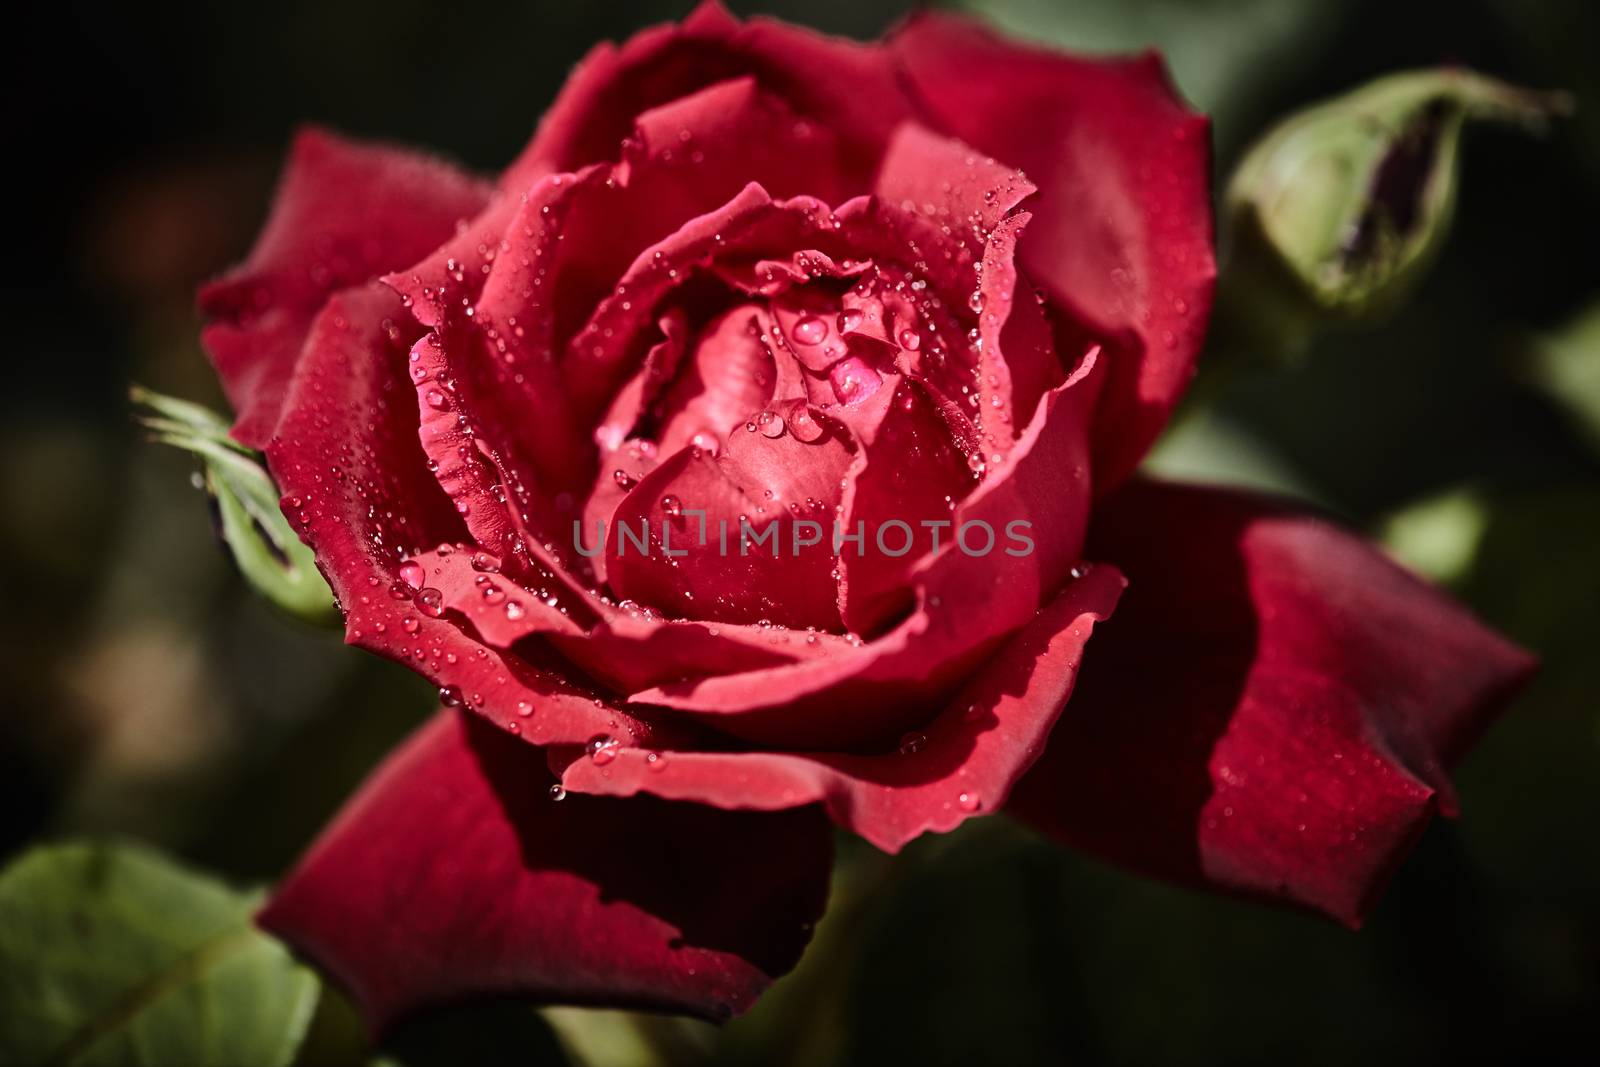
[558,565,1124,852]
[1009,480,1536,926]
[260,710,833,1030]
[891,16,1215,489]
[199,128,490,446]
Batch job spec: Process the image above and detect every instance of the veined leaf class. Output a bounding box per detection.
[0,840,319,1067]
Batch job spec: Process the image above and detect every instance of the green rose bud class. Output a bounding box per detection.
[1224,68,1570,351]
[132,385,338,625]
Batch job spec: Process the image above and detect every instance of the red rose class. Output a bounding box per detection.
[199,3,1532,1028]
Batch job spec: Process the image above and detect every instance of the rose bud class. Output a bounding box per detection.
[1224,68,1569,350]
[189,4,1533,1030]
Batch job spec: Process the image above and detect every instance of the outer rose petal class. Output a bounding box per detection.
[890,15,1216,488]
[267,284,668,749]
[199,128,490,446]
[505,0,909,192]
[558,564,1124,852]
[1009,481,1536,926]
[260,710,833,1029]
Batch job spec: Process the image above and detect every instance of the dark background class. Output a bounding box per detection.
[5,0,1598,1063]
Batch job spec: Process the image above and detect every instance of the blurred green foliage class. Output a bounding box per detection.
[0,841,318,1066]
[5,0,1599,1063]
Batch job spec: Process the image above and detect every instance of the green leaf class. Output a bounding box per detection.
[1527,298,1600,453]
[0,840,320,1067]
[130,386,339,625]
[1223,69,1569,352]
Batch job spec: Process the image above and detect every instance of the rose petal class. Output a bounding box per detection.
[1009,480,1537,926]
[651,307,785,459]
[260,709,833,1029]
[836,378,976,635]
[505,0,908,192]
[402,543,852,694]
[534,73,849,418]
[548,614,855,696]
[400,546,589,643]
[267,284,665,748]
[890,15,1216,488]
[627,348,1103,748]
[199,128,490,446]
[873,122,1035,239]
[558,564,1123,853]
[605,410,856,631]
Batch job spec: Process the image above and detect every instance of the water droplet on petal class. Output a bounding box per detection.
[784,400,826,443]
[957,790,981,812]
[398,560,426,589]
[897,327,922,351]
[689,430,721,457]
[661,494,683,517]
[415,587,445,617]
[837,308,864,333]
[588,734,621,765]
[549,784,567,801]
[829,356,882,406]
[791,315,828,345]
[439,685,464,707]
[755,409,787,438]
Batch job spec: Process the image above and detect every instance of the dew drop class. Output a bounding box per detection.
[785,401,825,443]
[836,308,864,333]
[588,734,621,765]
[897,327,922,351]
[791,315,829,345]
[398,560,426,589]
[415,587,445,617]
[549,784,567,801]
[755,409,787,438]
[829,356,882,406]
